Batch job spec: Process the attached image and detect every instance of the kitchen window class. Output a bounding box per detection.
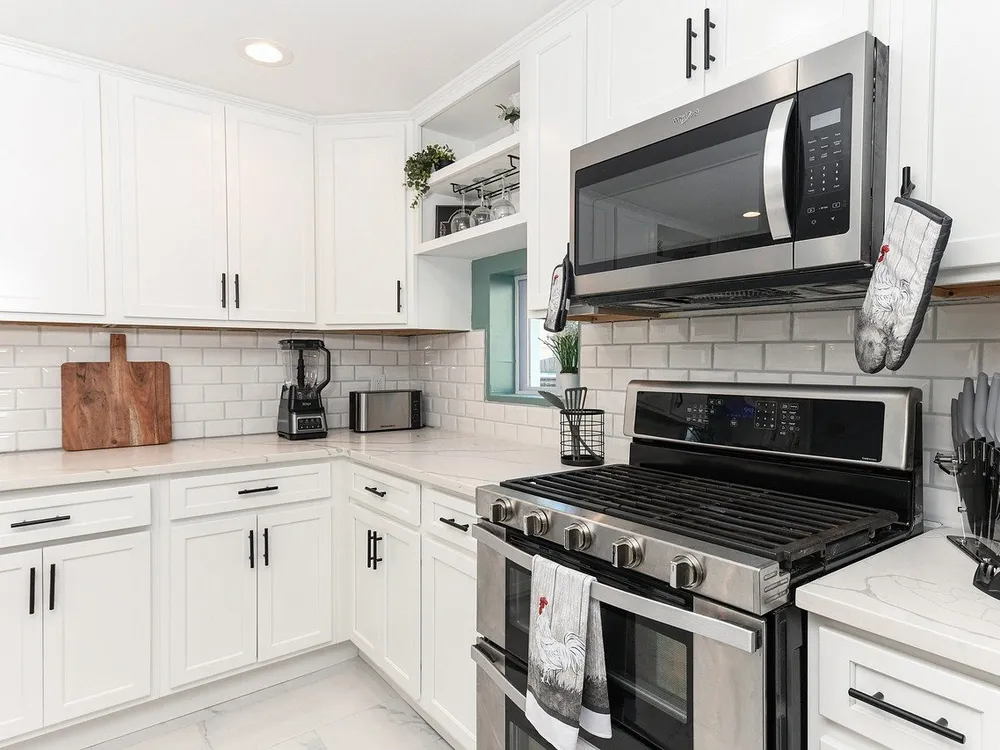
[514,275,550,394]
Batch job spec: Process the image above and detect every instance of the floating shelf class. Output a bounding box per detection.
[427,133,520,196]
[416,214,527,260]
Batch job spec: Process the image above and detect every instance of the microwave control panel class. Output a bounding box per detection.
[795,74,853,240]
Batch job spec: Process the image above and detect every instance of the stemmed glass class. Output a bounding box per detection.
[470,186,493,227]
[449,191,472,233]
[491,171,516,220]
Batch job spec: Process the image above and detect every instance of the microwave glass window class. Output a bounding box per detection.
[575,99,792,276]
[810,107,841,131]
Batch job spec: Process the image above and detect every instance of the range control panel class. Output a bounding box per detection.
[795,74,853,241]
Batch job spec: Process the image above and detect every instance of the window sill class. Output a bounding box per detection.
[485,392,549,407]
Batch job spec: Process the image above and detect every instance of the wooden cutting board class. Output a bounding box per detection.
[61,334,172,451]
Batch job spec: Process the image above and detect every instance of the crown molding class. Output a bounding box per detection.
[314,110,413,126]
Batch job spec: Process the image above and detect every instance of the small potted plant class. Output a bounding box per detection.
[496,92,520,132]
[542,323,580,394]
[403,144,455,208]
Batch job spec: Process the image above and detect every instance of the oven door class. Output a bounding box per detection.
[474,522,768,750]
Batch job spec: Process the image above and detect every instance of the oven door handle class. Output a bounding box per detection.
[762,97,795,241]
[472,524,761,654]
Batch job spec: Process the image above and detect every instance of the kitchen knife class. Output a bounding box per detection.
[988,374,1000,444]
[975,372,990,439]
[952,397,963,449]
[962,377,977,440]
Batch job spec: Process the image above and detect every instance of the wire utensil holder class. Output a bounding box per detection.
[560,409,605,467]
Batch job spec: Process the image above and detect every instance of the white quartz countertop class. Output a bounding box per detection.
[0,429,573,500]
[797,527,1000,676]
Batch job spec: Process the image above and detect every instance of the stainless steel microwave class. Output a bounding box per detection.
[570,33,888,312]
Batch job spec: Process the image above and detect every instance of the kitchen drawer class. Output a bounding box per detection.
[0,483,150,548]
[422,488,476,554]
[349,463,420,526]
[169,462,331,520]
[818,625,1000,750]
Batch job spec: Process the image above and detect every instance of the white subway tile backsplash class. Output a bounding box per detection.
[1,432,19,452]
[0,390,13,410]
[826,341,978,377]
[15,389,60,409]
[630,345,669,369]
[793,310,855,341]
[222,366,258,384]
[648,318,689,343]
[182,366,222,385]
[613,321,648,344]
[0,347,11,367]
[597,345,631,368]
[220,331,257,348]
[737,371,791,384]
[171,385,204,404]
[225,401,261,419]
[582,368,613,390]
[371,351,397,366]
[936,303,1000,340]
[713,344,762,371]
[205,419,242,438]
[689,316,736,342]
[173,422,205,439]
[0,369,42,388]
[180,330,221,348]
[161,348,203,366]
[137,329,181,347]
[16,430,61,451]
[0,410,46,432]
[790,373,854,386]
[613,369,647,392]
[39,328,90,346]
[0,326,40,346]
[765,343,823,372]
[203,349,242,366]
[495,422,518,441]
[582,323,613,345]
[342,350,370,365]
[669,344,712,369]
[184,402,225,421]
[580,346,597,368]
[737,314,791,342]
[41,368,60,387]
[931,379,964,415]
[15,347,68,367]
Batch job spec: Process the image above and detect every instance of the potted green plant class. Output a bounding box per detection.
[542,323,580,394]
[496,92,520,132]
[403,144,455,208]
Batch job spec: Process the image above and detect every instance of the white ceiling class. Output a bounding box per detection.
[0,0,565,114]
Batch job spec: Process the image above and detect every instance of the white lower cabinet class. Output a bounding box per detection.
[347,501,421,700]
[0,532,151,742]
[0,549,43,742]
[421,535,477,750]
[169,504,333,689]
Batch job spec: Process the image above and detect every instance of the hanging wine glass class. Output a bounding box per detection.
[491,170,516,220]
[470,185,493,227]
[450,190,472,234]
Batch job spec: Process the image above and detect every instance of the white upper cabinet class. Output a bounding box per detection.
[522,12,589,312]
[0,550,42,743]
[226,107,316,324]
[0,47,104,317]
[587,0,706,140]
[111,78,229,321]
[316,120,410,325]
[704,0,871,93]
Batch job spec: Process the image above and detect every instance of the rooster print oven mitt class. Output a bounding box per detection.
[855,196,953,373]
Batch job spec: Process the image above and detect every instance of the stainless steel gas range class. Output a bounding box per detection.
[473,381,923,750]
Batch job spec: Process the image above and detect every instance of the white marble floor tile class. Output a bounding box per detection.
[103,658,443,750]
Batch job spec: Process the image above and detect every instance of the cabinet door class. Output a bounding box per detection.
[0,550,42,742]
[42,533,151,725]
[113,78,229,320]
[226,107,316,324]
[169,515,257,688]
[587,0,706,140]
[421,537,476,749]
[316,121,409,325]
[257,504,333,662]
[347,503,384,658]
[522,13,589,312]
[379,513,421,700]
[705,0,871,93]
[0,47,104,316]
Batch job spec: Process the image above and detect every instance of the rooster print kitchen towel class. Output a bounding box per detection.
[525,555,611,749]
[855,196,952,373]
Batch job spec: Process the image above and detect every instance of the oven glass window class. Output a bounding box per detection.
[575,99,793,277]
[507,562,694,750]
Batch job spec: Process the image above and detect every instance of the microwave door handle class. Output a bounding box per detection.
[762,97,795,241]
[472,523,761,654]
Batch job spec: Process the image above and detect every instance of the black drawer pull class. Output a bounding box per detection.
[364,486,387,498]
[28,567,36,615]
[238,485,279,496]
[848,688,966,744]
[48,564,55,611]
[439,517,470,533]
[11,514,71,529]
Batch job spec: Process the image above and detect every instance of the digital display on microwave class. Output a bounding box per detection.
[810,107,842,131]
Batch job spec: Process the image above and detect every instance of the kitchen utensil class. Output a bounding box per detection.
[975,372,990,439]
[564,387,588,411]
[60,334,171,451]
[538,390,566,410]
[951,398,962,451]
[542,388,600,462]
[986,374,1000,444]
[962,378,976,439]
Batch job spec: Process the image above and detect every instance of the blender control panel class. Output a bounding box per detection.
[296,416,326,432]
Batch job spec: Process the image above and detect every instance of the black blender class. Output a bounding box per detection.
[277,339,331,440]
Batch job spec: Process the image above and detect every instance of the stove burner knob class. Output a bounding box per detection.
[563,523,592,551]
[522,511,549,537]
[490,497,513,524]
[611,537,643,569]
[669,554,704,590]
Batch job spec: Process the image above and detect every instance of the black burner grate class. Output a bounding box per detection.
[500,465,898,566]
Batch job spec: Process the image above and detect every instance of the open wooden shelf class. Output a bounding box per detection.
[416,213,527,260]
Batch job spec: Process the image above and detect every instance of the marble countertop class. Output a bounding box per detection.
[797,527,1000,676]
[0,428,573,500]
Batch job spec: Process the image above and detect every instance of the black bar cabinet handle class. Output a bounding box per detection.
[439,517,470,533]
[685,17,697,79]
[263,528,269,567]
[364,485,387,498]
[366,530,373,569]
[29,567,36,615]
[48,564,55,611]
[237,485,279,496]
[703,8,716,70]
[11,514,71,529]
[848,688,966,744]
[372,534,383,571]
[234,273,241,309]
[396,280,403,313]
[249,530,255,569]
[221,273,227,308]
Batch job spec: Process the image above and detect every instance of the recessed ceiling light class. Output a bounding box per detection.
[742,210,761,218]
[238,38,293,67]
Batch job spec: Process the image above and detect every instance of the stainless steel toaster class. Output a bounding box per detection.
[348,390,423,433]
